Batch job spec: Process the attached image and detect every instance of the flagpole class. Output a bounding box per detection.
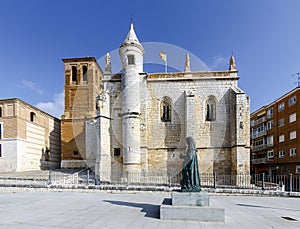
[165,59,167,73]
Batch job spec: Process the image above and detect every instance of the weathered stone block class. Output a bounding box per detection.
[172,191,209,206]
[160,203,225,221]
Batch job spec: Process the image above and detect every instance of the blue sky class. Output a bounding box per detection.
[0,0,300,118]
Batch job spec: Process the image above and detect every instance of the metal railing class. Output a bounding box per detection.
[251,158,267,164]
[251,130,267,139]
[251,144,267,152]
[254,116,266,126]
[0,170,299,192]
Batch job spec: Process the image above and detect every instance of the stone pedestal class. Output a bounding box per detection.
[160,192,225,222]
[172,192,209,206]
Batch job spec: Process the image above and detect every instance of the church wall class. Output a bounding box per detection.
[107,81,123,179]
[85,120,97,169]
[147,148,184,175]
[143,76,242,175]
[102,72,250,178]
[146,148,232,177]
[97,93,112,182]
[230,87,251,175]
[61,120,85,161]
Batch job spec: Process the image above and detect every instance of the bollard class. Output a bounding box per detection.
[262,173,265,191]
[289,174,293,192]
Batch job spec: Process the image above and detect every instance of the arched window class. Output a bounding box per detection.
[30,112,36,122]
[82,65,88,81]
[71,66,77,82]
[161,97,172,122]
[206,96,216,121]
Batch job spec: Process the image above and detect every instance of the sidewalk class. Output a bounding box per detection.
[0,190,299,228]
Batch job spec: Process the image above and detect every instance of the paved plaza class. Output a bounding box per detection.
[0,190,300,228]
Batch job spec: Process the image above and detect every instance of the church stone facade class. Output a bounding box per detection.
[61,23,250,181]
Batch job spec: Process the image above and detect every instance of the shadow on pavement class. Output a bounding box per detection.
[103,200,160,219]
[237,203,300,212]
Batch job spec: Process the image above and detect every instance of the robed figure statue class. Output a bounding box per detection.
[181,137,201,192]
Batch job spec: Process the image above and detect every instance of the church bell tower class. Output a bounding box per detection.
[119,23,144,174]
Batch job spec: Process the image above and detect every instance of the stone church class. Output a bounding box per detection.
[61,23,250,182]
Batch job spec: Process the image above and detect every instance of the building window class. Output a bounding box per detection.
[267,120,273,130]
[0,144,2,157]
[206,96,216,121]
[127,55,135,65]
[296,165,300,174]
[268,150,274,160]
[161,97,172,122]
[114,148,121,156]
[289,113,296,123]
[290,148,296,156]
[289,95,296,106]
[278,118,284,127]
[82,65,88,81]
[30,112,36,122]
[0,123,2,139]
[71,66,77,82]
[290,131,296,140]
[267,107,273,118]
[250,119,254,127]
[278,102,284,112]
[73,151,79,156]
[267,135,273,146]
[0,107,2,117]
[279,150,285,158]
[279,134,285,143]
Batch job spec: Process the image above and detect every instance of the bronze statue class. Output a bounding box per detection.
[181,137,201,192]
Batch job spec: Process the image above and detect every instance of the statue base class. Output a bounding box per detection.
[160,191,225,222]
[172,191,209,206]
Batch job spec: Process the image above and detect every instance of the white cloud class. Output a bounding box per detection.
[36,92,64,118]
[21,80,43,95]
[209,55,228,71]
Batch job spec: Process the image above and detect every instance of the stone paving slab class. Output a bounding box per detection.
[0,190,299,228]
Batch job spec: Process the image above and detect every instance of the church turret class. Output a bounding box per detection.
[229,55,237,71]
[184,53,191,72]
[119,23,144,73]
[119,23,144,174]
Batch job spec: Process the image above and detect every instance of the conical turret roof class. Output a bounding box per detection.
[121,23,143,48]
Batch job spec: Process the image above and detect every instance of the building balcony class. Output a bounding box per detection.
[251,158,267,165]
[251,144,267,152]
[251,116,266,127]
[251,130,267,139]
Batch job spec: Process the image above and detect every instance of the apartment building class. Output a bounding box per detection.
[250,87,300,175]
